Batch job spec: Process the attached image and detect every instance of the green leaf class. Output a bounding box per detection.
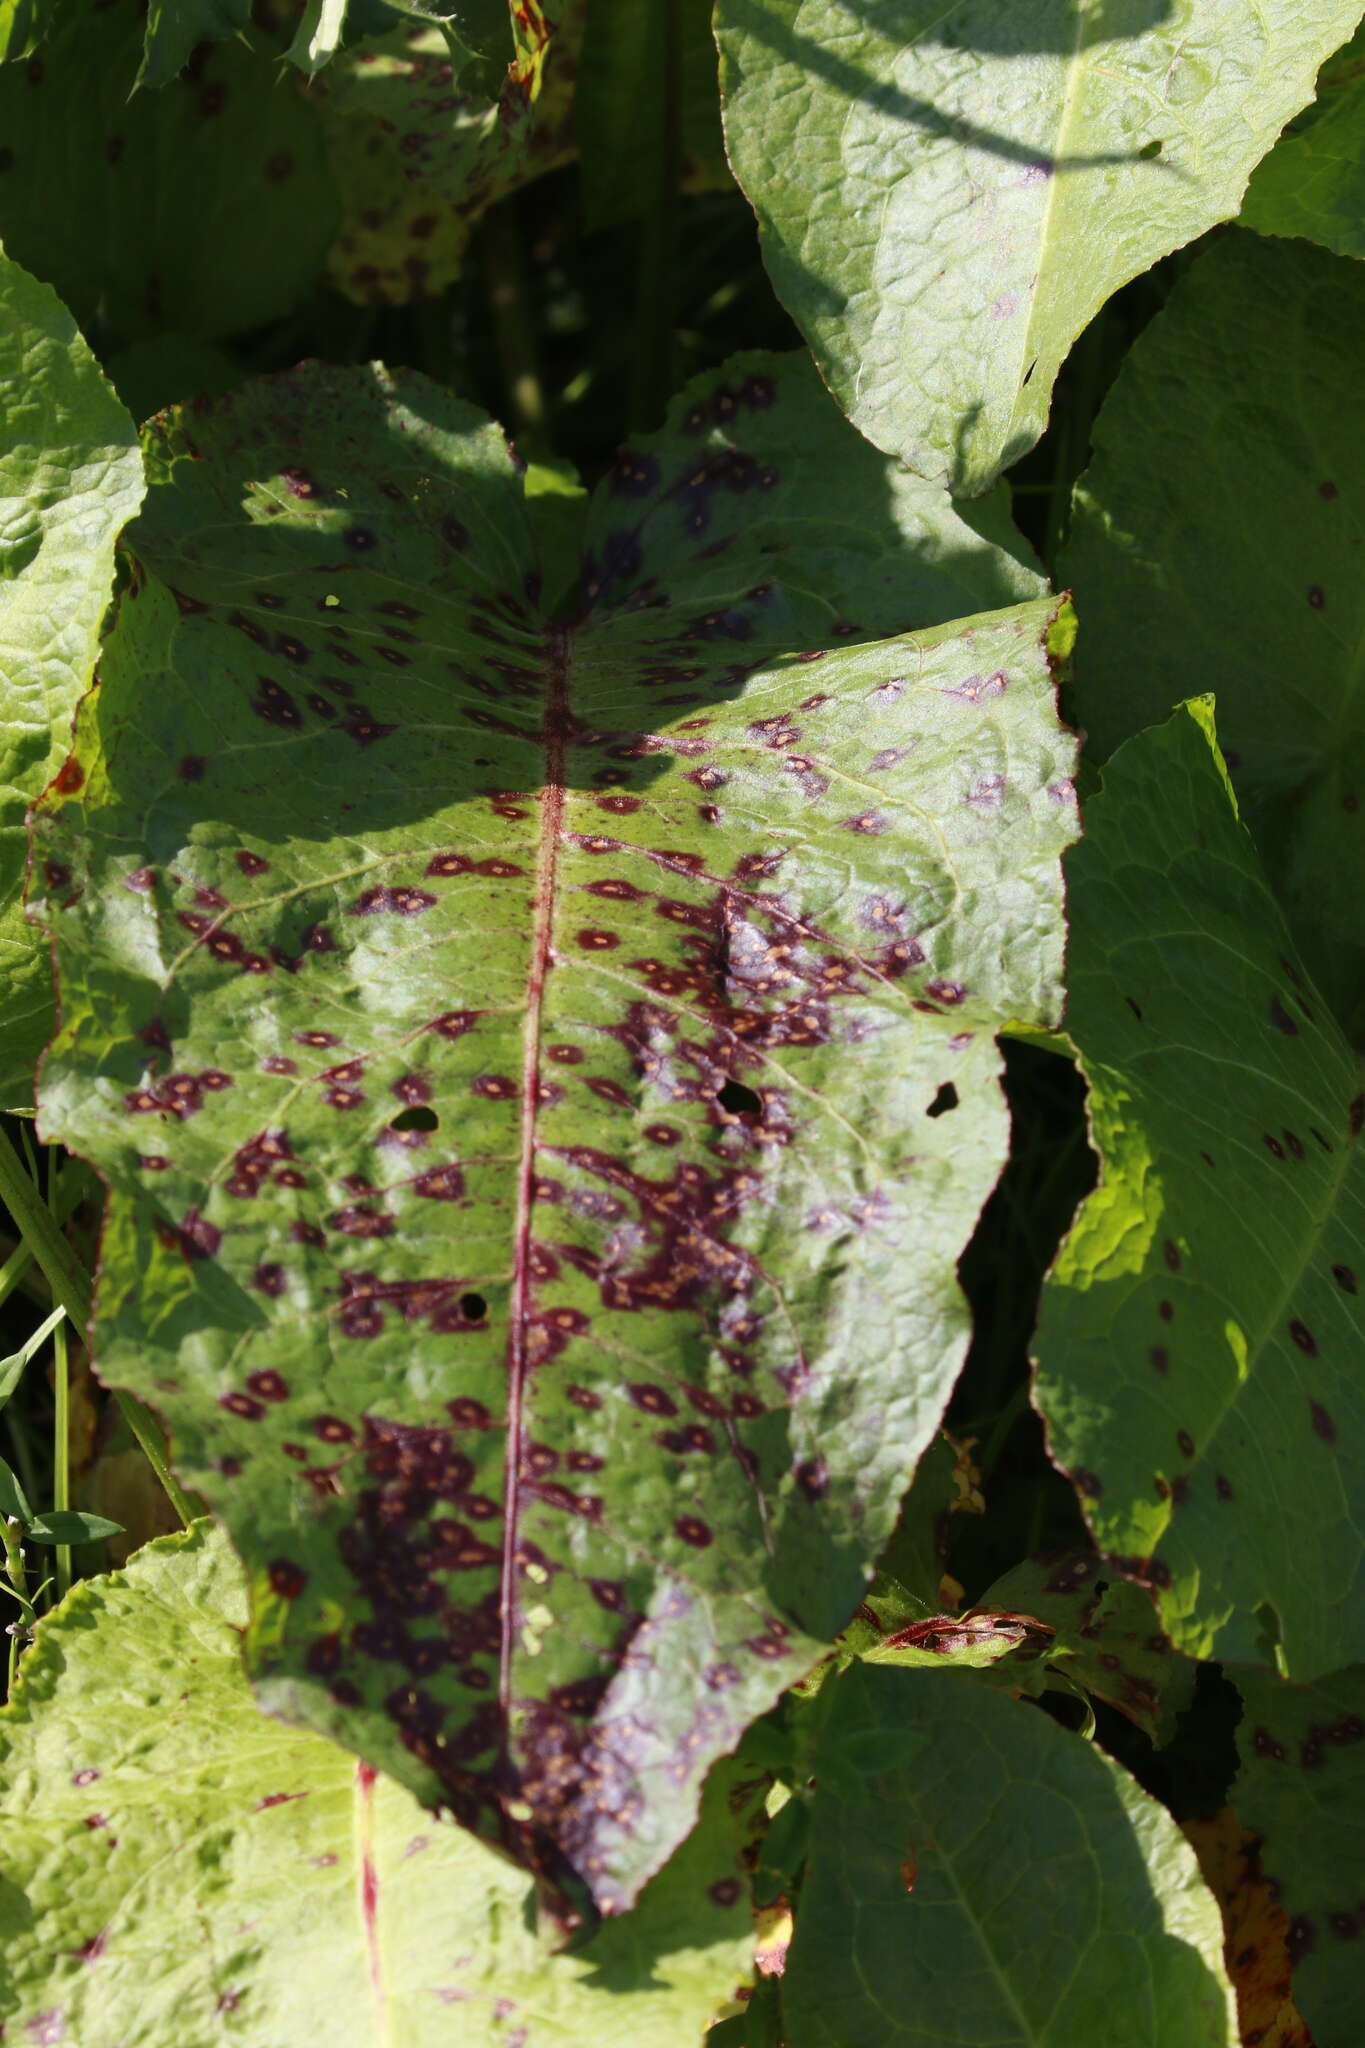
[576,0,730,231]
[0,0,339,345]
[23,1509,124,1544]
[1033,700,1365,1678]
[1231,1662,1365,2048]
[0,1521,767,2041]
[1060,231,1365,1038]
[1242,21,1365,260]
[714,0,1363,495]
[316,1,581,306]
[0,252,143,1110]
[780,1663,1234,2046]
[30,348,1075,1908]
[977,1552,1196,1742]
[136,0,253,88]
[0,1304,66,1413]
[0,1453,33,1524]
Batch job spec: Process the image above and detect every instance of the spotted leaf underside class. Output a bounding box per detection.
[0,1522,768,2045]
[1034,702,1365,1680]
[32,350,1074,1909]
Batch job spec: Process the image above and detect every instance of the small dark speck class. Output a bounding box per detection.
[1319,481,1339,499]
[1307,586,1326,610]
[1308,1400,1335,1445]
[1288,1319,1318,1357]
[1268,994,1298,1036]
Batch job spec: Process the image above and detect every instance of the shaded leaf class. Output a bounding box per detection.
[1182,1807,1313,2048]
[0,1305,66,1413]
[715,0,1361,495]
[1231,1663,1365,2048]
[0,252,143,1109]
[1061,230,1365,1038]
[873,1426,985,1608]
[1033,700,1365,1677]
[0,1454,32,1523]
[0,1521,767,2043]
[978,1550,1196,1741]
[23,1510,123,1544]
[316,1,582,306]
[0,0,339,345]
[1242,20,1365,261]
[781,1663,1234,2046]
[30,348,1074,1908]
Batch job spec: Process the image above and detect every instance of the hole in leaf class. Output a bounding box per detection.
[391,1105,439,1132]
[460,1291,487,1320]
[926,1083,959,1118]
[717,1078,762,1117]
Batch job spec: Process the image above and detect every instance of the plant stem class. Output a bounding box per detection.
[628,0,683,432]
[51,1148,71,1599]
[2,1516,27,1692]
[0,1126,194,1528]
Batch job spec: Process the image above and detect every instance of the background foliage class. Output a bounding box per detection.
[0,1,1362,2042]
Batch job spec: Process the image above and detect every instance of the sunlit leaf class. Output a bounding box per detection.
[0,252,143,1109]
[715,0,1362,493]
[1034,700,1365,1677]
[1061,231,1365,1038]
[30,348,1073,1908]
[0,1521,767,2043]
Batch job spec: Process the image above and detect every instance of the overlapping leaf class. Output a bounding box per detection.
[316,0,581,305]
[1242,21,1365,261]
[0,0,338,345]
[1061,231,1365,1037]
[0,253,143,1108]
[779,1664,1234,2046]
[30,347,1073,1908]
[978,1551,1196,1740]
[715,0,1362,494]
[0,1522,767,2043]
[1231,1663,1365,2048]
[1034,701,1365,1677]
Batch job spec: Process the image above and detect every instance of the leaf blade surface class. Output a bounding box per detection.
[0,252,143,1108]
[715,0,1362,492]
[1033,701,1365,1676]
[0,1521,766,2044]
[31,352,1076,1905]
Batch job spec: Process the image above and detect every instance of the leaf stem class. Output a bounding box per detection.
[50,1146,71,1599]
[0,1126,194,1528]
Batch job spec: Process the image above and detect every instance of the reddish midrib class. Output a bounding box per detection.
[356,1760,386,2026]
[499,625,570,1723]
